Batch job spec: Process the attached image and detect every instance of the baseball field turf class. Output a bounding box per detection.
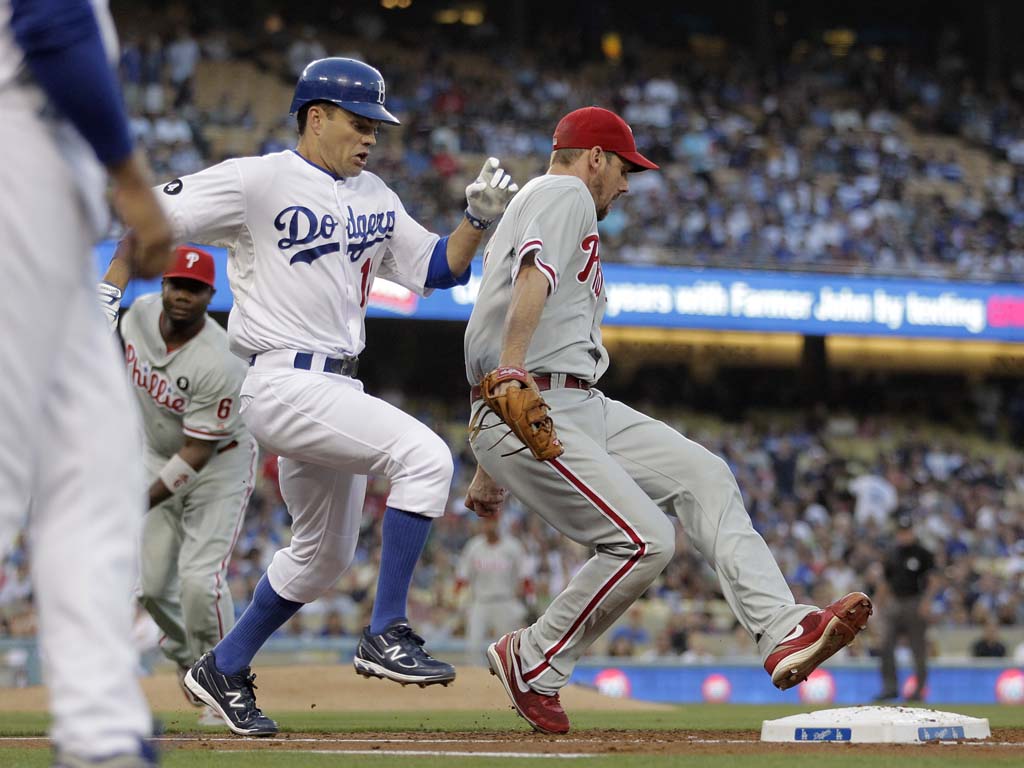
[1,666,1021,766]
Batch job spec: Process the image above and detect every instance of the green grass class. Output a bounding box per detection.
[1,706,1020,767]
[3,705,1021,737]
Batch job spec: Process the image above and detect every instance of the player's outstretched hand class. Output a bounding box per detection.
[465,157,518,224]
[464,465,507,518]
[109,150,174,279]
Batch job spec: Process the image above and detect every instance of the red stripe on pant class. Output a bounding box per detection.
[521,456,646,683]
[214,442,258,638]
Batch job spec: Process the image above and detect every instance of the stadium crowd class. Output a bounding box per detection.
[3,14,1022,667]
[111,17,1024,280]
[3,388,1022,661]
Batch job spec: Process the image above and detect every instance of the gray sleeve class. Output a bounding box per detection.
[181,356,245,441]
[510,189,592,294]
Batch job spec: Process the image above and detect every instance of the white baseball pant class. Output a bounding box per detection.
[0,100,151,757]
[238,359,453,603]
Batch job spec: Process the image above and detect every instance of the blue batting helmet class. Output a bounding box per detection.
[289,57,400,125]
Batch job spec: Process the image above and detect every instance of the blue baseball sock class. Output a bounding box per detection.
[370,506,432,634]
[213,574,302,675]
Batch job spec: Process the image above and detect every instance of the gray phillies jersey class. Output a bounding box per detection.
[120,294,249,457]
[456,535,528,602]
[465,174,609,385]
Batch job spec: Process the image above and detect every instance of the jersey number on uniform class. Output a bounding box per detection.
[359,260,372,308]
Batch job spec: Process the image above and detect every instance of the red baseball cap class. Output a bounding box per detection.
[164,245,216,288]
[552,107,659,171]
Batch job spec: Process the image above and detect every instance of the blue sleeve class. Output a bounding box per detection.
[11,0,133,166]
[424,236,471,289]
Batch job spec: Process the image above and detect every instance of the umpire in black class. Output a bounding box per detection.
[876,511,936,701]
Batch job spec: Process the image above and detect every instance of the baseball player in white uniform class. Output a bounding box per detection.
[106,57,519,737]
[456,512,531,664]
[100,245,257,723]
[0,0,172,764]
[464,107,873,734]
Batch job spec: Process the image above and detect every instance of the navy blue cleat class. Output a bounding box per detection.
[183,652,278,737]
[353,622,456,687]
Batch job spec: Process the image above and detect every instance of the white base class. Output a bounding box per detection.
[760,706,991,743]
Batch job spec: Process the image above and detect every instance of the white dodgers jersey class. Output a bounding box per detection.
[155,150,438,359]
[120,294,248,458]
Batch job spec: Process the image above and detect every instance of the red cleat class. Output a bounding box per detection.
[487,630,570,734]
[765,592,873,690]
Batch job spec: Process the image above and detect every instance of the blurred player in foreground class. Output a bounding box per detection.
[0,0,173,763]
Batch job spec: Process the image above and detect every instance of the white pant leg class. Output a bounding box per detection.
[0,110,68,560]
[239,369,453,604]
[268,457,366,603]
[0,105,150,757]
[240,369,454,516]
[31,282,151,756]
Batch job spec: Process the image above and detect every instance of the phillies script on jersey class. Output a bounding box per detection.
[125,342,186,414]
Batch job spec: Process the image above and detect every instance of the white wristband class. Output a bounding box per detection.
[158,454,199,495]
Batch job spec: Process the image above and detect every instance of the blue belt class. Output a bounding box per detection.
[249,352,359,377]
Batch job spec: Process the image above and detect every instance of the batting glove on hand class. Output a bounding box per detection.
[97,281,123,332]
[465,157,518,228]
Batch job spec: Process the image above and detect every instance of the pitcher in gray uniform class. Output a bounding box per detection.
[464,107,873,734]
[100,245,257,719]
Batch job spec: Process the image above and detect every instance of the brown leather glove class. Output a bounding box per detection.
[479,367,563,461]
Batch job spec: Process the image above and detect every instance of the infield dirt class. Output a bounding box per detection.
[3,666,1022,759]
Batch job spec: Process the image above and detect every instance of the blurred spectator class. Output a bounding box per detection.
[971,619,1007,658]
[607,635,636,658]
[610,607,652,649]
[849,466,899,529]
[140,34,164,114]
[288,27,326,80]
[320,610,346,638]
[165,26,200,108]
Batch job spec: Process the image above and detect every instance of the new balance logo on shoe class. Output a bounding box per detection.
[383,644,413,666]
[183,652,279,737]
[353,623,456,686]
